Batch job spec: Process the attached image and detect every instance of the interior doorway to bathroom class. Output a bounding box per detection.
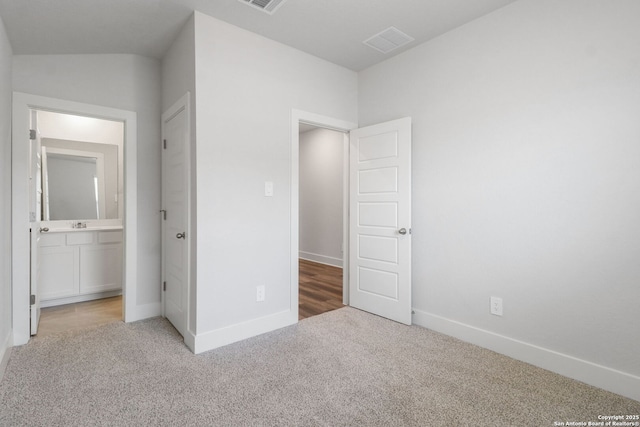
[31,109,125,336]
[11,93,137,346]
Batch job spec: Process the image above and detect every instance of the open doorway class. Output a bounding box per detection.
[291,111,413,326]
[34,110,125,337]
[12,92,138,346]
[298,123,347,320]
[290,109,357,324]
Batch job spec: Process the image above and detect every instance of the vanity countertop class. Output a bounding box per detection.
[44,225,123,233]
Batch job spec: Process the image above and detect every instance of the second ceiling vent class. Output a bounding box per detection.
[238,0,288,15]
[363,27,415,54]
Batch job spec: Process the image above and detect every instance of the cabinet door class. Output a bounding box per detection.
[39,246,79,300]
[79,244,122,294]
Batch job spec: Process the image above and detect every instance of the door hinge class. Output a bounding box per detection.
[163,139,167,149]
[30,294,36,305]
[163,281,166,292]
[29,129,36,140]
[160,209,166,220]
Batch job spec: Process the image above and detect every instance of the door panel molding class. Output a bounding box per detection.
[349,117,412,325]
[161,92,191,344]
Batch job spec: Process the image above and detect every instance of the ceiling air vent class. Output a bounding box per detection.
[239,0,288,15]
[363,26,415,54]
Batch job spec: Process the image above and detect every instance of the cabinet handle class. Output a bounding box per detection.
[176,232,186,239]
[40,227,49,233]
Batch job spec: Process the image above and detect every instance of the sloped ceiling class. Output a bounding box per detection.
[0,0,518,71]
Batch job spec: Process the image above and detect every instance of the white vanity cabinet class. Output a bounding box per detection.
[39,233,78,300]
[39,229,123,306]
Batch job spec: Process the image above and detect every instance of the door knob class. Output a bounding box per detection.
[176,232,186,239]
[398,228,407,235]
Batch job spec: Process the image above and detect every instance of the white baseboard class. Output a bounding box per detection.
[0,331,12,382]
[124,302,162,323]
[193,310,296,354]
[299,251,343,268]
[40,290,122,308]
[412,309,640,402]
[183,328,197,353]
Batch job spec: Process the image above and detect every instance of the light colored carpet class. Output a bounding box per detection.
[1,307,638,426]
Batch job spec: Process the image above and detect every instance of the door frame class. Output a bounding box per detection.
[29,112,41,335]
[160,92,192,341]
[290,109,357,321]
[11,93,137,346]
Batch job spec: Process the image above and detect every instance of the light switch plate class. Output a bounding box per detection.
[265,181,274,197]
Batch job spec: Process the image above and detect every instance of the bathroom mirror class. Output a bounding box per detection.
[42,142,119,221]
[37,110,124,223]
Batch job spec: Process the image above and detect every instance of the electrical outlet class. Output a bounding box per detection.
[490,297,503,316]
[256,285,265,302]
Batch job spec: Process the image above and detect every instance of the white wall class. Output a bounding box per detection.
[162,15,195,114]
[359,0,640,400]
[192,12,357,351]
[0,14,13,378]
[13,54,162,308]
[299,128,344,267]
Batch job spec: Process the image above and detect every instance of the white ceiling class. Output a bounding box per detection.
[0,0,518,71]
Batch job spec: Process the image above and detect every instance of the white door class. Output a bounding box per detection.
[349,117,412,325]
[161,99,189,337]
[29,110,42,335]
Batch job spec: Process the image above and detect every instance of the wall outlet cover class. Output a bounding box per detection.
[256,285,266,302]
[490,296,503,316]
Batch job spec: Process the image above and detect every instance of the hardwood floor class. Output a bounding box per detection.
[35,260,340,337]
[299,259,344,320]
[36,296,122,338]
